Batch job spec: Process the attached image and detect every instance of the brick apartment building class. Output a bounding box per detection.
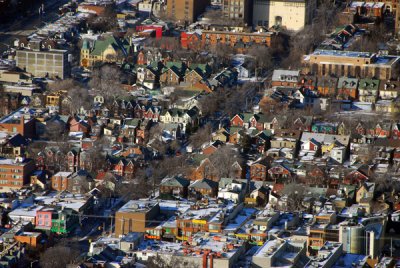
[0,107,37,138]
[115,200,160,237]
[0,156,35,192]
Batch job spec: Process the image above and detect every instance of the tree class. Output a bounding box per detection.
[248,45,274,75]
[43,120,66,141]
[84,137,109,174]
[67,86,91,115]
[198,93,223,117]
[281,183,307,211]
[89,64,127,110]
[189,123,212,149]
[209,146,243,178]
[39,245,79,268]
[145,254,197,268]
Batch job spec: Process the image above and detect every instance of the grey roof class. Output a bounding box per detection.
[160,176,190,187]
[300,132,350,146]
[272,69,300,82]
[189,179,218,190]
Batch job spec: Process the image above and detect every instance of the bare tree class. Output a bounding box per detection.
[40,245,79,268]
[89,65,127,110]
[248,45,274,74]
[280,183,307,211]
[209,146,243,178]
[189,123,212,149]
[84,137,109,174]
[43,120,67,141]
[145,254,197,268]
[67,86,91,115]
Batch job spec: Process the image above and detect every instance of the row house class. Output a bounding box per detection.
[134,104,161,122]
[230,113,280,131]
[249,157,271,181]
[337,77,358,101]
[201,30,278,49]
[51,170,95,194]
[379,80,400,100]
[159,61,187,86]
[106,156,136,178]
[160,108,198,125]
[358,78,380,103]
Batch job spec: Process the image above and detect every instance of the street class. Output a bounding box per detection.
[0,0,69,53]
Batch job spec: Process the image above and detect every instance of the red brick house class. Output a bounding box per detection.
[250,158,270,181]
[68,116,90,134]
[267,164,293,183]
[230,114,245,127]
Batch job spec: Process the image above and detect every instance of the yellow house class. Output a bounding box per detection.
[80,35,132,67]
[375,100,400,113]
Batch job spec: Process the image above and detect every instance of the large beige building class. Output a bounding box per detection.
[303,50,400,80]
[252,0,316,31]
[16,49,70,79]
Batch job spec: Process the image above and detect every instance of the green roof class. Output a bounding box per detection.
[90,35,130,56]
[359,78,380,91]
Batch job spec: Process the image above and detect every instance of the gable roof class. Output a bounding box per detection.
[189,178,218,190]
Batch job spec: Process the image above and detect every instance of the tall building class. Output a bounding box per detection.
[252,0,316,31]
[166,0,210,23]
[15,41,70,79]
[222,0,253,25]
[0,157,35,192]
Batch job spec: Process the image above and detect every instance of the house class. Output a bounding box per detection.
[0,107,37,138]
[317,76,338,97]
[379,80,400,100]
[68,116,90,134]
[181,31,202,49]
[190,156,219,181]
[36,207,79,235]
[159,108,198,131]
[51,171,73,192]
[356,182,375,203]
[218,180,246,203]
[159,61,186,86]
[337,77,358,100]
[267,163,293,183]
[159,176,190,199]
[68,170,95,194]
[188,179,219,199]
[136,64,160,89]
[270,129,301,152]
[212,128,230,143]
[250,157,271,181]
[271,70,300,87]
[358,78,379,103]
